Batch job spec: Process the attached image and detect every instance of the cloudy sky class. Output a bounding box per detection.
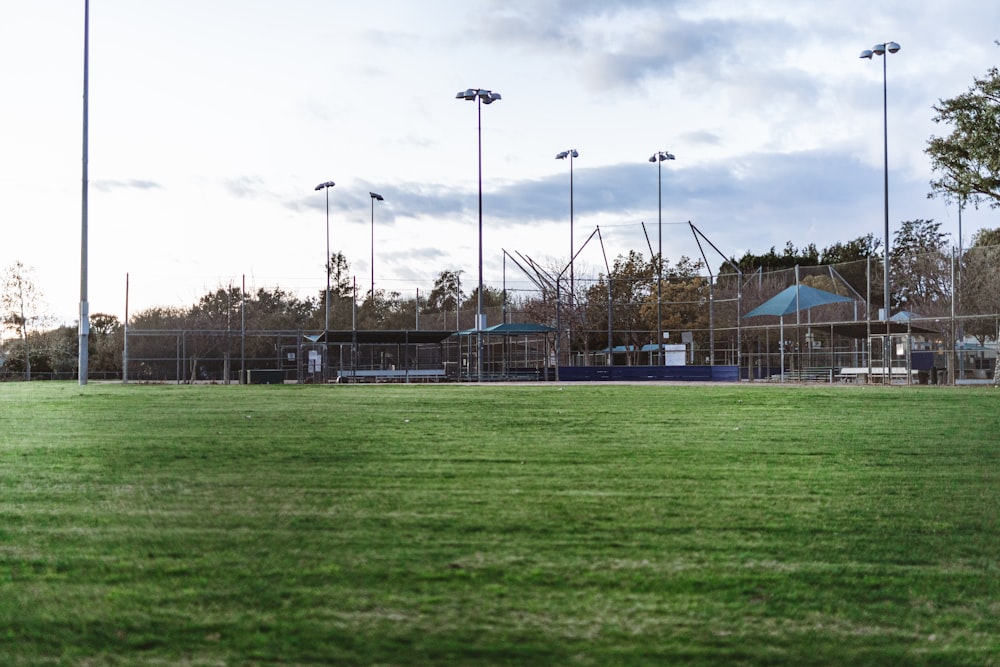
[2,0,998,325]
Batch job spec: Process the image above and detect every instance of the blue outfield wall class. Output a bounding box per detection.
[557,365,740,382]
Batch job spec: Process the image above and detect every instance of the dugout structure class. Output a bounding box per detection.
[454,322,556,381]
[122,324,559,383]
[123,329,454,384]
[308,330,454,382]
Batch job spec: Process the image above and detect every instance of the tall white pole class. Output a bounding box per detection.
[122,273,129,384]
[325,187,331,333]
[241,274,246,384]
[79,0,90,385]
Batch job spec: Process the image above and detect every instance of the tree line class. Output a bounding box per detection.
[4,220,998,379]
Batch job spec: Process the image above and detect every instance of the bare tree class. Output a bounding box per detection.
[1,262,49,380]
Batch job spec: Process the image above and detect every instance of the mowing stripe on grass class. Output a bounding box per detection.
[1,382,998,665]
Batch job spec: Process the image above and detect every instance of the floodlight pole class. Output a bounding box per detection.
[860,41,900,377]
[79,0,90,385]
[649,150,676,362]
[315,180,335,381]
[314,181,336,333]
[456,87,501,381]
[556,149,578,365]
[370,192,384,300]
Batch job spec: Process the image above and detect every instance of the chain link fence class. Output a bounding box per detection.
[10,245,995,384]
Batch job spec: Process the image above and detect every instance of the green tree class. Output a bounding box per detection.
[321,252,357,329]
[125,285,320,382]
[960,227,1000,341]
[890,220,951,314]
[421,270,464,329]
[357,289,396,329]
[90,313,122,376]
[36,326,78,377]
[731,241,819,274]
[464,285,504,329]
[926,64,1000,208]
[819,233,881,264]
[185,286,243,382]
[0,326,75,379]
[970,227,1000,247]
[241,286,316,372]
[645,256,709,337]
[819,233,882,310]
[384,293,420,330]
[423,270,464,313]
[124,306,185,380]
[247,286,315,330]
[581,250,653,364]
[130,306,187,330]
[326,251,353,298]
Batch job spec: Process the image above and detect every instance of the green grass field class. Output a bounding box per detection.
[1,382,998,666]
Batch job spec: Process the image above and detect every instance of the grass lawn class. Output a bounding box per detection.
[1,381,998,666]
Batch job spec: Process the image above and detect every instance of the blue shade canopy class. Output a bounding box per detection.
[455,322,555,336]
[743,284,853,318]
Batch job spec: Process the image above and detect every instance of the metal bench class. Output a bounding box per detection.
[340,369,446,383]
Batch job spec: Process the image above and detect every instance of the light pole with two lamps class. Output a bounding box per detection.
[860,41,900,375]
[314,181,336,335]
[455,87,501,381]
[314,180,336,381]
[369,191,384,299]
[556,149,578,365]
[649,150,676,362]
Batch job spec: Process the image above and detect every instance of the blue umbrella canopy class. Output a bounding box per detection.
[743,284,853,318]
